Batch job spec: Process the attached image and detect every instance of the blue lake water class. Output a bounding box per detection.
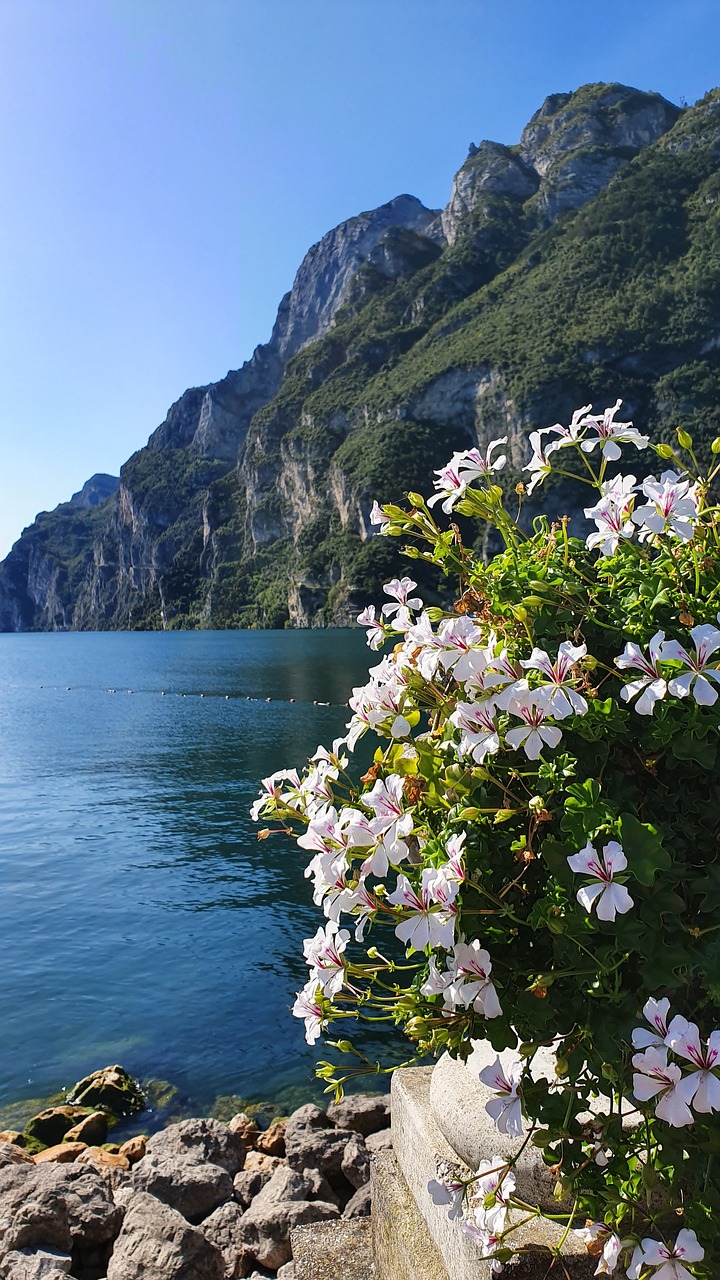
[0,629,384,1126]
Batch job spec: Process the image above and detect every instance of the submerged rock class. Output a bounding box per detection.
[24,1108,93,1148]
[66,1066,145,1118]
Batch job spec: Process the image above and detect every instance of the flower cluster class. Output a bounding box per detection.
[253,402,720,1277]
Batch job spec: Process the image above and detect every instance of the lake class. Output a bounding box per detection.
[0,629,386,1128]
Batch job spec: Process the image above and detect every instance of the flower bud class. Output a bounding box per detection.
[676,428,693,449]
[712,437,720,455]
[335,1040,354,1054]
[656,443,675,459]
[406,492,426,508]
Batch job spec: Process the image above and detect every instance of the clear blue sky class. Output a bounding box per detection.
[1,0,718,558]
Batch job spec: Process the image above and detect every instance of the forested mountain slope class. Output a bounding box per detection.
[2,82,718,630]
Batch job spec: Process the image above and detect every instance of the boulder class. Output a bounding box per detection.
[0,1142,34,1170]
[340,1135,370,1190]
[24,1108,92,1148]
[343,1183,372,1218]
[227,1113,260,1145]
[0,1162,122,1258]
[63,1112,107,1146]
[255,1120,286,1157]
[106,1191,225,1280]
[365,1128,392,1154]
[0,1131,26,1147]
[200,1200,251,1277]
[299,1168,340,1206]
[118,1137,147,1166]
[234,1167,339,1271]
[143,1118,245,1176]
[283,1105,332,1148]
[66,1066,145,1117]
[243,1151,285,1175]
[77,1147,130,1171]
[33,1144,87,1165]
[276,1265,295,1279]
[131,1153,233,1223]
[0,1246,73,1278]
[233,1168,270,1209]
[327,1093,390,1137]
[285,1127,357,1181]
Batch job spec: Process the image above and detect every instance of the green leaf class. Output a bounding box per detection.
[618,813,672,886]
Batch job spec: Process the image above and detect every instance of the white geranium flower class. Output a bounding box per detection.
[632,470,699,543]
[450,700,501,765]
[578,1224,622,1276]
[663,623,720,706]
[631,1047,697,1127]
[478,1055,524,1137]
[632,996,673,1050]
[292,980,326,1045]
[506,693,562,760]
[666,1016,720,1113]
[381,577,423,618]
[427,1162,465,1221]
[356,604,387,651]
[614,631,669,715]
[370,500,391,533]
[567,840,634,922]
[635,1230,704,1280]
[387,869,457,952]
[303,920,350,998]
[427,458,471,512]
[455,438,508,480]
[448,941,502,1018]
[520,641,588,719]
[584,473,638,556]
[580,399,649,461]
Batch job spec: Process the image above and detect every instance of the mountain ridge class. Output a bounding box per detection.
[2,81,718,631]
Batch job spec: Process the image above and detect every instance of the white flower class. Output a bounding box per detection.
[631,996,672,1050]
[578,1224,622,1276]
[632,1047,697,1127]
[478,1055,524,1137]
[387,869,457,952]
[448,941,502,1018]
[370,500,391,533]
[450,701,501,765]
[584,474,637,556]
[666,1016,720,1113]
[662,623,720,707]
[506,693,562,760]
[381,577,423,618]
[435,616,489,683]
[580,399,649,461]
[567,840,634,922]
[333,876,379,941]
[292,980,326,1045]
[632,471,699,543]
[523,427,555,494]
[427,458,471,512]
[303,921,350,998]
[250,768,301,820]
[356,604,387,651]
[634,1230,704,1280]
[614,631,669,715]
[455,438,508,480]
[460,1220,504,1271]
[520,641,588,719]
[470,1156,516,1235]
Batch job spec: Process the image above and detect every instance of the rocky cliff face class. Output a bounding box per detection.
[3,81,717,632]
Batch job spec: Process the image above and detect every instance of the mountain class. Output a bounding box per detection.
[2,82,719,632]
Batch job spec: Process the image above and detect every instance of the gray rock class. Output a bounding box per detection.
[233,1168,270,1210]
[131,1153,233,1224]
[283,1104,332,1147]
[298,1167,340,1207]
[235,1166,340,1270]
[285,1128,357,1181]
[200,1200,250,1278]
[327,1094,390,1138]
[143,1118,246,1177]
[276,1266,295,1279]
[106,1191,225,1280]
[343,1183,372,1218]
[365,1129,393,1154]
[340,1135,370,1190]
[0,1142,35,1170]
[0,1162,122,1259]
[0,1248,73,1278]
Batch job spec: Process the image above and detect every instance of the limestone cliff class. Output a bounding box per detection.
[3,82,719,631]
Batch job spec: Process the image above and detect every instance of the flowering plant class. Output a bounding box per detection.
[253,402,720,1277]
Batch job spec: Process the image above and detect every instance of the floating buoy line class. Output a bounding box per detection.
[37,685,342,707]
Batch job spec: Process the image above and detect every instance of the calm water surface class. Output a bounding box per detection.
[0,630,379,1124]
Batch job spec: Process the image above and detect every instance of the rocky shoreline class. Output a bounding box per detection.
[0,1065,389,1278]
